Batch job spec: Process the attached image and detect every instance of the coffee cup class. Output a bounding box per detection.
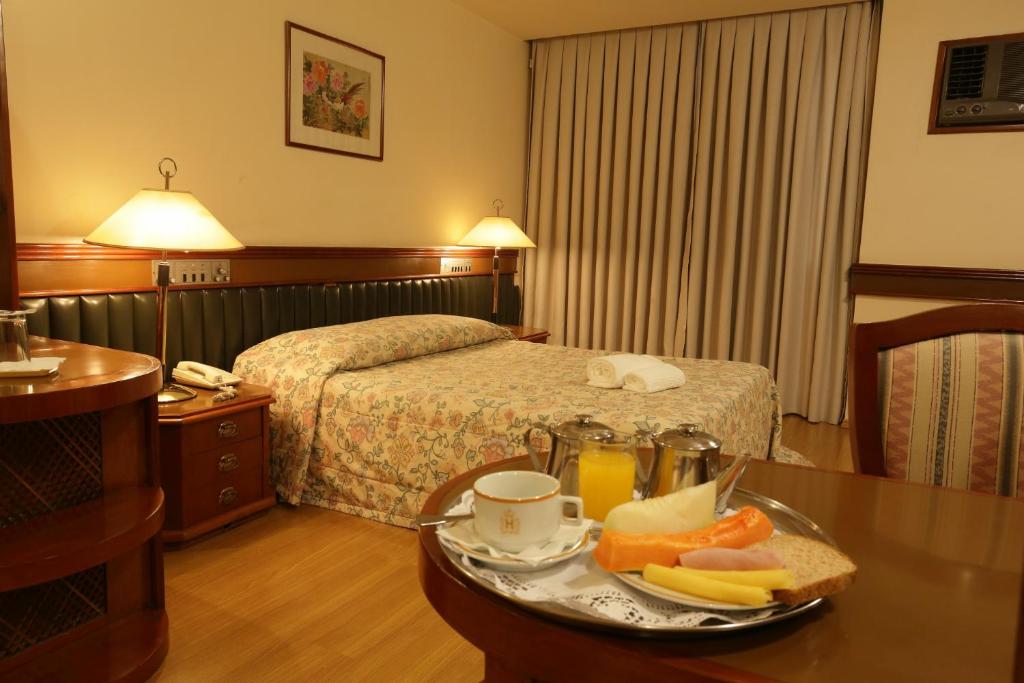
[473,471,584,552]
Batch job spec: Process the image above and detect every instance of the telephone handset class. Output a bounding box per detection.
[172,361,243,390]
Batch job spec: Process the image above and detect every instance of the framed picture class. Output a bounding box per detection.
[285,21,385,160]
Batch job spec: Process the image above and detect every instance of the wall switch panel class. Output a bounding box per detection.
[440,257,473,274]
[152,259,231,285]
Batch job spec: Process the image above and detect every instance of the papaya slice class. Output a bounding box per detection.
[593,506,774,572]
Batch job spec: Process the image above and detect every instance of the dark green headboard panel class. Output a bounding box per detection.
[22,274,519,376]
[20,292,159,356]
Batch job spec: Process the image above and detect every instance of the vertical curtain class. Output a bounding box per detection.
[684,3,879,422]
[523,2,880,423]
[524,24,702,356]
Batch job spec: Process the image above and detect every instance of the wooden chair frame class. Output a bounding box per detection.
[848,303,1024,476]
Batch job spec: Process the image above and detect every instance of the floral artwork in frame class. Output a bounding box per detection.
[285,22,384,160]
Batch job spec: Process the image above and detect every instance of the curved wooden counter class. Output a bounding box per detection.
[0,337,167,682]
[0,336,161,423]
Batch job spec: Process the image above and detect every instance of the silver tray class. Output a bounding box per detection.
[440,488,833,636]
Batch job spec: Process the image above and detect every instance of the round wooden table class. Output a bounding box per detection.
[418,456,1024,683]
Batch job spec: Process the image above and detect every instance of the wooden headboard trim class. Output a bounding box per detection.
[16,243,520,261]
[17,243,521,297]
[22,269,514,298]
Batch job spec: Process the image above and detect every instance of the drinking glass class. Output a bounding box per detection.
[578,429,638,522]
[0,310,30,362]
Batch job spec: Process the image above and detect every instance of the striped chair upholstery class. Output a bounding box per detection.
[876,332,1024,495]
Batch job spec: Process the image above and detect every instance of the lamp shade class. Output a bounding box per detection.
[84,189,243,251]
[458,216,536,249]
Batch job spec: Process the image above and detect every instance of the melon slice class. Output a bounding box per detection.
[602,481,715,534]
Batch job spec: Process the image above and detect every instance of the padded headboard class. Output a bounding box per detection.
[22,274,519,376]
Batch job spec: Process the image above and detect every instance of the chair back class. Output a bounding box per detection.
[848,303,1024,495]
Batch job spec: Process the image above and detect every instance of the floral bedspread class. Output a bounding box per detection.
[234,315,781,528]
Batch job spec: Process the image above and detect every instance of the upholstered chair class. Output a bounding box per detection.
[848,303,1024,495]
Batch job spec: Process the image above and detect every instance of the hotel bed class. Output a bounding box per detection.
[234,315,786,528]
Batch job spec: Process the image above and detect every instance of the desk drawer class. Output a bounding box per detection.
[183,407,262,453]
[184,463,263,527]
[186,437,262,491]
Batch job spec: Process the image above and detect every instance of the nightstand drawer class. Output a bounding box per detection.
[187,437,263,490]
[182,407,262,453]
[159,383,275,545]
[185,465,263,527]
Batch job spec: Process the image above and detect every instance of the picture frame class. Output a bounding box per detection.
[285,21,385,160]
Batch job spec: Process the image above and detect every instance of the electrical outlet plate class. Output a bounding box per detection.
[152,259,231,286]
[440,257,473,275]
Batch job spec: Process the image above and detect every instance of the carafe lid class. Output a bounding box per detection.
[652,423,721,453]
[550,414,613,441]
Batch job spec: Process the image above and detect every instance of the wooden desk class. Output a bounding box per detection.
[0,337,167,681]
[418,457,1024,682]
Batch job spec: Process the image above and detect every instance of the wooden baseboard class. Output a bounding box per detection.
[849,263,1024,303]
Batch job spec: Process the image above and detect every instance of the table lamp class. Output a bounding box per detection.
[83,157,244,403]
[458,199,535,323]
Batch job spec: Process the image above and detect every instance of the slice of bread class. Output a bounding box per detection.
[750,534,857,605]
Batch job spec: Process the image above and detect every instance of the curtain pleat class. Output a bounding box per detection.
[524,25,702,355]
[524,2,879,424]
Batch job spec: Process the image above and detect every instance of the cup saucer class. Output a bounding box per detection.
[438,520,591,573]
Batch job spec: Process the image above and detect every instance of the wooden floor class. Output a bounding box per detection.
[780,415,853,472]
[152,417,851,682]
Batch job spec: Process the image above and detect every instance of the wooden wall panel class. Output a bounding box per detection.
[850,263,1024,302]
[17,244,520,296]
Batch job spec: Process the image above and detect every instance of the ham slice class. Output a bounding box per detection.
[677,547,784,571]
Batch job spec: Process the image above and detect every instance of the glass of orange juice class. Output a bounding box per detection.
[578,429,638,522]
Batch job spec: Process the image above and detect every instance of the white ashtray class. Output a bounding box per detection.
[0,356,64,378]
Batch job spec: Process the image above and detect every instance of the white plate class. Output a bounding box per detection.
[443,530,590,573]
[614,571,782,612]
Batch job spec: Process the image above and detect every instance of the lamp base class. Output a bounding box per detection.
[157,382,198,404]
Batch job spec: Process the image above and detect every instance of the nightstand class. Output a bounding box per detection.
[501,324,551,344]
[158,383,276,546]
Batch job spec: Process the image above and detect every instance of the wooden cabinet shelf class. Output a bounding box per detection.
[0,337,167,679]
[0,487,164,592]
[0,609,169,683]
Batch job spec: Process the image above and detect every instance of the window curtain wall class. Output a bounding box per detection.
[523,2,880,423]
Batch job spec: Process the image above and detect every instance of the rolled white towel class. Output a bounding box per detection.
[586,354,663,388]
[623,363,687,393]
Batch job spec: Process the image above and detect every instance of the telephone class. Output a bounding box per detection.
[172,361,243,390]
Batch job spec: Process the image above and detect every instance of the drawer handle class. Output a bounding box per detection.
[217,453,239,472]
[218,421,239,438]
[218,487,239,506]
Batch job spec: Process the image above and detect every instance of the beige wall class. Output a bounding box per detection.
[856,0,1024,322]
[3,0,528,247]
[852,296,967,324]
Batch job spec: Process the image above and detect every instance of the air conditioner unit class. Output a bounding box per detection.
[933,34,1024,129]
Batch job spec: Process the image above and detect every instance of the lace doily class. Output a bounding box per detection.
[441,493,794,630]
